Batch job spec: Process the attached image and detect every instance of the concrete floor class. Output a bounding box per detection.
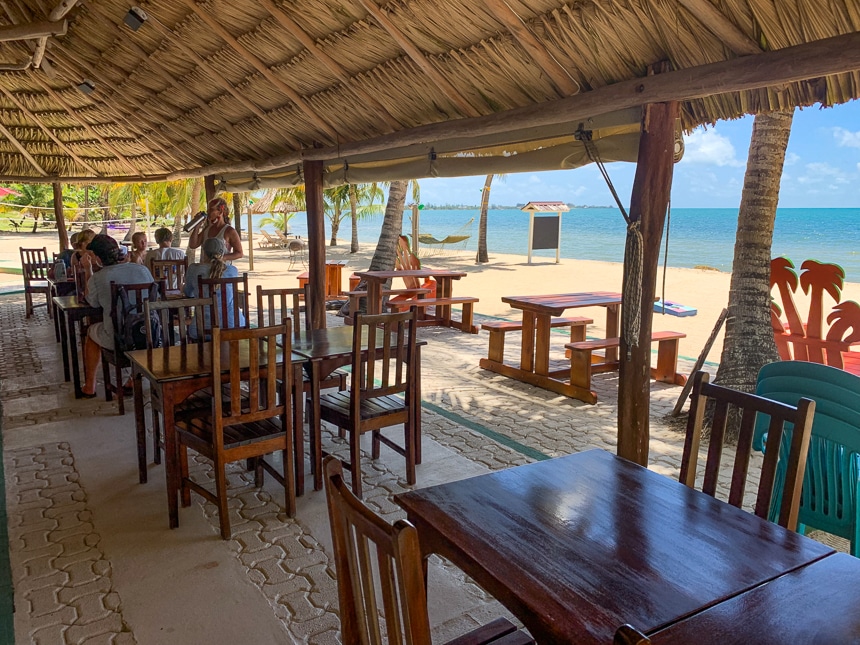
[1,292,847,644]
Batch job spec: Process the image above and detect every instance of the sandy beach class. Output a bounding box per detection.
[4,229,860,365]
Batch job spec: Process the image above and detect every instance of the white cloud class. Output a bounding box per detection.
[680,128,745,167]
[833,127,860,148]
[796,162,850,186]
[785,152,800,166]
[528,174,542,184]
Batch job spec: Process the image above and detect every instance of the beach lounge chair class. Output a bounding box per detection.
[259,230,283,248]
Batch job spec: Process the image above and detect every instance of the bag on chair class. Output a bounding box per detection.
[117,285,162,351]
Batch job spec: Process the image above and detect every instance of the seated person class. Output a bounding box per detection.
[70,229,98,273]
[58,232,78,267]
[128,232,148,265]
[80,235,154,398]
[145,227,186,288]
[184,237,245,339]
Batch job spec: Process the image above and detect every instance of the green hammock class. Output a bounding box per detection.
[418,233,471,245]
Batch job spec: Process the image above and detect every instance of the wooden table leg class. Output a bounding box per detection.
[292,363,305,496]
[605,304,620,363]
[310,360,324,491]
[59,309,71,382]
[162,386,180,529]
[520,312,536,372]
[133,369,147,484]
[414,345,422,465]
[70,314,84,398]
[534,313,552,376]
[366,280,382,315]
[52,294,61,342]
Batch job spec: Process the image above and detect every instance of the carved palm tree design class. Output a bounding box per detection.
[827,301,860,343]
[770,257,804,336]
[800,260,845,338]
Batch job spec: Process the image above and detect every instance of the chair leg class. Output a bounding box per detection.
[405,420,416,486]
[25,291,33,318]
[150,404,161,466]
[101,352,112,402]
[213,456,231,539]
[350,429,363,499]
[179,444,191,508]
[282,448,296,518]
[254,458,264,488]
[371,430,381,459]
[115,363,125,415]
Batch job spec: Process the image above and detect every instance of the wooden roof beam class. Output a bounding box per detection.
[676,0,762,56]
[481,0,579,96]
[167,30,860,180]
[0,19,65,41]
[178,0,340,142]
[0,85,101,175]
[29,72,143,176]
[258,0,401,133]
[0,120,48,176]
[356,0,481,118]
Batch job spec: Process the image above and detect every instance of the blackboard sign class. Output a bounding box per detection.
[532,216,560,250]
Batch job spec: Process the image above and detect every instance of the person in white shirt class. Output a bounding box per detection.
[188,197,243,262]
[80,235,154,398]
[145,227,186,270]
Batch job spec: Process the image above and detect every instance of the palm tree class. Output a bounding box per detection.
[349,183,385,253]
[9,183,53,233]
[715,108,794,411]
[476,174,494,263]
[325,185,350,246]
[368,180,408,272]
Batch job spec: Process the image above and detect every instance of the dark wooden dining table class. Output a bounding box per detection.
[48,276,76,342]
[127,341,305,528]
[479,291,622,402]
[292,325,424,493]
[53,294,102,398]
[648,551,860,644]
[394,449,834,645]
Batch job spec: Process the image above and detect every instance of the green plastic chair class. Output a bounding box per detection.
[754,360,860,555]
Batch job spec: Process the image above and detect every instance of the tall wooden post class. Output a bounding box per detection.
[304,160,326,329]
[52,182,69,251]
[232,191,243,238]
[617,96,679,466]
[204,175,217,205]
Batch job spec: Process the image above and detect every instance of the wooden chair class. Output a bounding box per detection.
[679,371,815,530]
[318,309,418,498]
[20,246,52,317]
[141,296,214,473]
[197,273,250,337]
[175,324,295,539]
[103,281,162,415]
[256,285,346,492]
[324,457,534,645]
[150,257,188,293]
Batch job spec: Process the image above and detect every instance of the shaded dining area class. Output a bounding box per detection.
[2,0,860,643]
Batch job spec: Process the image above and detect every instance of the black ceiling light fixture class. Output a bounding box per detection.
[124,6,148,31]
[77,79,95,95]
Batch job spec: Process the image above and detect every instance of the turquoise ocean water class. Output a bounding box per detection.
[252,208,860,278]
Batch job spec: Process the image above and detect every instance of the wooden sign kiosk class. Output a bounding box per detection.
[522,201,568,264]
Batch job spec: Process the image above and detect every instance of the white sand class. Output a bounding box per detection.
[6,230,860,364]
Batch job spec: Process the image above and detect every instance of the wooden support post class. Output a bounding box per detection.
[204,175,217,205]
[617,85,678,466]
[304,160,326,329]
[411,203,419,256]
[52,182,69,251]
[232,191,243,239]
[246,199,254,272]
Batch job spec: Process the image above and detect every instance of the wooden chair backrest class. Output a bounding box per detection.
[210,324,290,434]
[351,309,416,413]
[197,272,249,334]
[394,235,422,290]
[255,285,309,339]
[323,456,432,645]
[679,371,815,530]
[20,247,50,281]
[150,257,188,291]
[144,296,213,348]
[108,281,160,354]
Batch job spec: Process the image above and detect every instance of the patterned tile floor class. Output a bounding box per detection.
[0,294,848,644]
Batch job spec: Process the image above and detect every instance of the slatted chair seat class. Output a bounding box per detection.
[314,391,408,422]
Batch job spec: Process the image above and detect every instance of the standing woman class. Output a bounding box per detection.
[188,197,243,262]
[184,237,246,339]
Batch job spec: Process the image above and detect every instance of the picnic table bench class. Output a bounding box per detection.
[565,331,687,399]
[482,316,592,363]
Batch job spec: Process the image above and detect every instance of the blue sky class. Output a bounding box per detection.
[416,100,860,209]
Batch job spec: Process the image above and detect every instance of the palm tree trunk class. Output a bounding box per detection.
[232,192,243,238]
[349,184,359,253]
[369,181,407,272]
[330,207,340,246]
[715,108,794,410]
[125,201,137,241]
[476,174,493,263]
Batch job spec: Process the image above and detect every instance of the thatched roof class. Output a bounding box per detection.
[0,0,858,185]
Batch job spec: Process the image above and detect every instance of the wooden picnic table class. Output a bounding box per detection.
[395,449,834,645]
[352,269,478,332]
[53,295,102,398]
[127,342,305,527]
[480,291,622,402]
